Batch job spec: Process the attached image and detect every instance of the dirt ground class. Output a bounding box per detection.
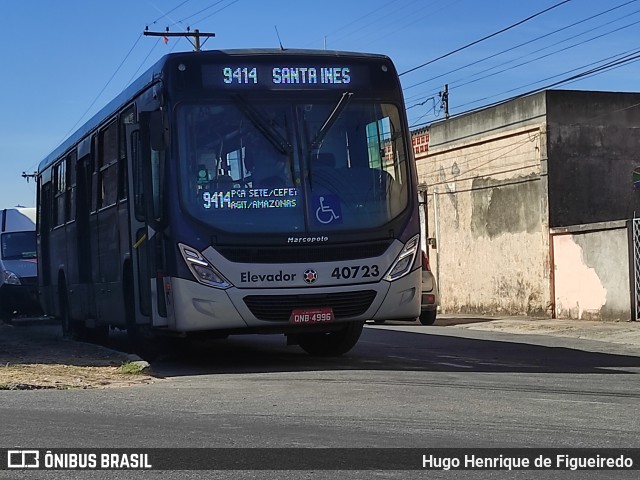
[0,320,156,390]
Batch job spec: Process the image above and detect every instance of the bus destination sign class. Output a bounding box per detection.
[202,64,360,89]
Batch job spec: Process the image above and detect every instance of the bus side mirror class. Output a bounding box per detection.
[149,110,167,151]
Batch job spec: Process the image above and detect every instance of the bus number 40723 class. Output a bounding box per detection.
[331,265,379,280]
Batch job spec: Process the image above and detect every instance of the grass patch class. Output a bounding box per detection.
[118,361,148,375]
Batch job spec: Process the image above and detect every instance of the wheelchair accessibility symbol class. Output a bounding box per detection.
[313,195,342,225]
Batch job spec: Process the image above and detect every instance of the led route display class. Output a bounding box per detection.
[202,188,299,210]
[222,66,351,85]
[201,63,362,89]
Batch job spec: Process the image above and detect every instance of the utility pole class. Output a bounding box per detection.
[144,27,215,52]
[439,84,449,119]
[22,171,37,183]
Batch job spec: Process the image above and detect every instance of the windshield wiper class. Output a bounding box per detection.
[309,91,353,151]
[231,95,292,155]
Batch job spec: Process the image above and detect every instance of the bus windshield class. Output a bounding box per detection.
[1,231,37,260]
[177,98,409,234]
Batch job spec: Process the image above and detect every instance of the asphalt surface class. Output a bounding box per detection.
[2,315,640,480]
[379,314,640,352]
[445,315,640,348]
[3,314,640,360]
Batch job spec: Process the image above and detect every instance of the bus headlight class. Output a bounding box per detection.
[383,234,420,282]
[178,243,231,289]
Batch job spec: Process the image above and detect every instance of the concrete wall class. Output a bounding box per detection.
[546,90,640,227]
[416,90,640,318]
[418,93,551,316]
[552,222,631,321]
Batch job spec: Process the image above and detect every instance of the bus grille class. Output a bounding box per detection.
[216,240,392,264]
[243,290,377,322]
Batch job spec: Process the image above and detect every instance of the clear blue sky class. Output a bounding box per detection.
[2,0,639,208]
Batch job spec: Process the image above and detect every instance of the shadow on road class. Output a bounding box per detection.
[145,325,640,378]
[3,318,640,378]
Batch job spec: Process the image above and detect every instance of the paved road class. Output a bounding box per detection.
[1,324,639,479]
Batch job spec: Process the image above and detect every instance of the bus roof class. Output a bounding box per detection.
[1,207,36,233]
[37,48,392,174]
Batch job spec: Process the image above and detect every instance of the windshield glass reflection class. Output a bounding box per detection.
[177,100,409,234]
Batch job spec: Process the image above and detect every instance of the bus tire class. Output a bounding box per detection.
[59,282,83,340]
[0,296,12,323]
[297,321,364,357]
[0,308,12,324]
[418,310,437,326]
[85,325,110,344]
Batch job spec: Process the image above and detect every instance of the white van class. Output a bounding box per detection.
[0,207,41,321]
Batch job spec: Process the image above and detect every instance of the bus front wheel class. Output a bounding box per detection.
[297,321,364,357]
[59,285,82,340]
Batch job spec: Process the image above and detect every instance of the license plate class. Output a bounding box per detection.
[289,307,334,324]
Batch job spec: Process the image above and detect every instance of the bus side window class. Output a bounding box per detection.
[98,121,118,208]
[119,107,135,202]
[66,150,76,222]
[54,161,66,227]
[131,131,145,221]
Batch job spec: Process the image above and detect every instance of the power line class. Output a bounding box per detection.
[403,0,639,93]
[406,7,640,124]
[170,0,229,26]
[421,135,539,181]
[436,23,640,115]
[57,33,144,147]
[454,47,640,113]
[427,164,542,191]
[125,37,161,86]
[25,32,145,174]
[148,0,193,27]
[324,0,426,49]
[399,0,573,76]
[346,0,462,52]
[301,0,406,48]
[420,94,640,187]
[411,97,442,126]
[187,0,241,26]
[144,28,215,51]
[444,11,640,95]
[410,49,640,127]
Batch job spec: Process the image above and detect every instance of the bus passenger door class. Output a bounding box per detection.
[94,122,125,327]
[126,123,151,328]
[126,116,168,329]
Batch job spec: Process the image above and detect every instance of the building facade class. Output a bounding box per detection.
[415,90,640,320]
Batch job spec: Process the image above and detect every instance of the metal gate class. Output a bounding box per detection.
[633,218,640,320]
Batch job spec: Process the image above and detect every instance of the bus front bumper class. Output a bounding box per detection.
[167,268,421,332]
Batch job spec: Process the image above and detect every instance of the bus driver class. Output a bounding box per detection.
[242,134,293,189]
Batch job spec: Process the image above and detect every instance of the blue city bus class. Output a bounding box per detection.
[36,49,421,356]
